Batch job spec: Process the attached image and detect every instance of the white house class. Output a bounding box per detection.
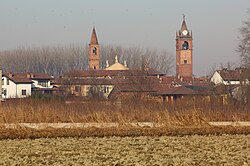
[2,74,32,99]
[1,73,54,99]
[210,68,249,85]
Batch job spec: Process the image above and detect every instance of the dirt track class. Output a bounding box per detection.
[0,135,249,165]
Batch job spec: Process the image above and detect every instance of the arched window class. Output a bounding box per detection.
[93,47,97,55]
[182,41,189,50]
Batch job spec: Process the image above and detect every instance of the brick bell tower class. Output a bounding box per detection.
[176,15,193,78]
[89,27,100,70]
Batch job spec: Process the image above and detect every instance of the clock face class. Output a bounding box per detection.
[182,30,188,35]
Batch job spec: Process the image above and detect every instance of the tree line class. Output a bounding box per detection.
[0,45,173,77]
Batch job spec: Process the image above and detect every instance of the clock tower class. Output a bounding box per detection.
[176,15,193,78]
[89,27,100,70]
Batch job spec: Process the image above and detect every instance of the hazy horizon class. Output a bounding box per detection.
[1,0,250,76]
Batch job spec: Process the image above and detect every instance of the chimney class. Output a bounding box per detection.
[27,73,34,78]
[8,73,13,78]
[159,77,162,83]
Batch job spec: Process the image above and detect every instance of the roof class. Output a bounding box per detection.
[105,62,129,70]
[90,27,99,45]
[181,15,188,31]
[54,77,114,85]
[62,69,160,78]
[115,83,158,92]
[217,68,249,81]
[3,74,33,84]
[154,86,197,96]
[146,68,166,76]
[12,73,53,80]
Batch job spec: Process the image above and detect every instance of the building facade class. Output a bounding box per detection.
[2,74,32,98]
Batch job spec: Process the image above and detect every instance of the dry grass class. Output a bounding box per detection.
[0,127,250,140]
[0,97,249,125]
[0,97,249,138]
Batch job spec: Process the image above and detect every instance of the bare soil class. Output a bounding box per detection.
[0,135,249,166]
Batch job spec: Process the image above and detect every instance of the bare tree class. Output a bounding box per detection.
[238,9,250,68]
[0,45,174,76]
[237,9,250,108]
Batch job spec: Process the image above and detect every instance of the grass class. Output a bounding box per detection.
[0,97,249,124]
[0,97,249,139]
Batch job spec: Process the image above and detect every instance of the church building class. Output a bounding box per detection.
[88,27,128,71]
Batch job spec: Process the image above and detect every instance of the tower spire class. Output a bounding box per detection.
[181,14,188,31]
[90,27,99,45]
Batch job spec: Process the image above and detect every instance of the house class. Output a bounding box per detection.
[54,77,114,99]
[25,73,54,95]
[210,68,249,85]
[1,72,54,99]
[2,73,32,99]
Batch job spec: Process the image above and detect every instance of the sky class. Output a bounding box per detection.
[0,0,250,76]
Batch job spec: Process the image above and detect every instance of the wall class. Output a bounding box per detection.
[210,71,223,85]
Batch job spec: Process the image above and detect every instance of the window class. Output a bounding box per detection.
[104,86,109,93]
[93,47,97,55]
[7,79,9,85]
[75,85,81,92]
[184,60,187,64]
[182,41,189,50]
[3,89,6,96]
[2,78,4,85]
[22,89,27,96]
[38,81,48,87]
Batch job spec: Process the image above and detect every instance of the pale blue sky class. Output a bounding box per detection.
[0,0,250,75]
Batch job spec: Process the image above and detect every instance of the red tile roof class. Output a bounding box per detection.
[154,86,197,96]
[3,74,33,84]
[217,68,250,81]
[8,73,52,80]
[63,69,163,78]
[55,77,114,85]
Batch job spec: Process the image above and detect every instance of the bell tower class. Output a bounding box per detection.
[176,15,193,78]
[89,27,100,70]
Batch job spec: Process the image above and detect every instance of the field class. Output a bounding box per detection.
[0,98,249,165]
[0,135,249,165]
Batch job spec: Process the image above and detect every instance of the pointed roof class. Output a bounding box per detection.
[181,14,188,31]
[90,27,99,45]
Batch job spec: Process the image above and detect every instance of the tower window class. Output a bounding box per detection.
[184,60,187,64]
[93,47,97,55]
[182,41,189,50]
[94,66,96,70]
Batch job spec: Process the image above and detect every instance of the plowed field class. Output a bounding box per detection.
[0,135,249,165]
